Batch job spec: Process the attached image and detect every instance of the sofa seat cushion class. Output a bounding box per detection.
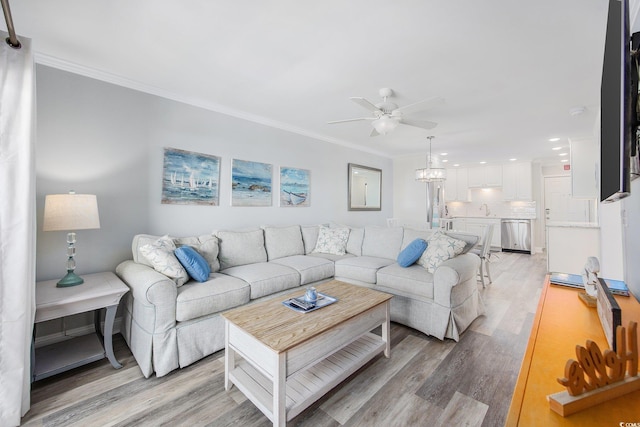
[307,252,355,262]
[221,262,300,299]
[176,273,250,322]
[270,255,334,285]
[334,256,395,284]
[376,263,435,300]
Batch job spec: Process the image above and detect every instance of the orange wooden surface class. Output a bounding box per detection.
[506,276,640,426]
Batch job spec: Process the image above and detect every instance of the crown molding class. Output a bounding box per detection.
[34,53,389,158]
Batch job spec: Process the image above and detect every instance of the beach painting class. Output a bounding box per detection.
[231,159,272,206]
[280,167,310,207]
[161,148,220,206]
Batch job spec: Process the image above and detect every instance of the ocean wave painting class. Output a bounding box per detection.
[161,148,220,206]
[232,159,272,207]
[280,167,310,207]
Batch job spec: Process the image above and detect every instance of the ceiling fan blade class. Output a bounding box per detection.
[400,119,438,130]
[350,97,383,113]
[370,128,380,137]
[327,117,374,124]
[395,96,444,115]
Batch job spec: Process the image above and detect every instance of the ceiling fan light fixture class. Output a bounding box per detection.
[372,115,399,135]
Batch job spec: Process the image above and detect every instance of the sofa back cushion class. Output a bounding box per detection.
[346,227,364,256]
[263,225,304,260]
[301,225,320,254]
[216,229,267,269]
[362,226,404,259]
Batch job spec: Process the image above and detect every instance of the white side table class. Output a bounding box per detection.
[32,271,129,381]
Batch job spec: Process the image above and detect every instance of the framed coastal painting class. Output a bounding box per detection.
[280,167,310,207]
[231,159,273,207]
[161,148,220,205]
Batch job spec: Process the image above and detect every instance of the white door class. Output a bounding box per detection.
[544,176,591,222]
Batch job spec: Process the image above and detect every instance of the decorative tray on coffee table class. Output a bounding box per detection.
[282,292,338,313]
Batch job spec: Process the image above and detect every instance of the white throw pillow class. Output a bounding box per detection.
[417,231,466,273]
[139,235,189,286]
[312,226,350,255]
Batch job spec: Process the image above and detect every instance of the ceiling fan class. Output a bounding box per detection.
[328,88,442,136]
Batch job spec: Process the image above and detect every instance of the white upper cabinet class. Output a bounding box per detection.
[467,165,502,188]
[502,162,532,201]
[570,137,598,199]
[444,168,470,202]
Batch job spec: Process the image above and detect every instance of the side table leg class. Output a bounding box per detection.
[225,320,234,391]
[273,353,286,427]
[383,302,391,358]
[102,305,122,369]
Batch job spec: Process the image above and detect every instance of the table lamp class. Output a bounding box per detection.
[43,191,100,287]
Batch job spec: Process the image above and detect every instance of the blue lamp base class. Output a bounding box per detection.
[56,271,84,287]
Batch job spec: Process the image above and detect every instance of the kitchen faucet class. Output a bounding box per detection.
[480,203,490,217]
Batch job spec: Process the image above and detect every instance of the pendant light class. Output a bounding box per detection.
[415,136,447,182]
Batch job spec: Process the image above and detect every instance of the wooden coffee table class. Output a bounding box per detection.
[222,280,392,427]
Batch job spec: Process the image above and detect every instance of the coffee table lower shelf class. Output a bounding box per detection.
[228,332,384,423]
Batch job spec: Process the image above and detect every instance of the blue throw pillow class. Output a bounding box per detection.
[174,246,211,282]
[397,238,428,267]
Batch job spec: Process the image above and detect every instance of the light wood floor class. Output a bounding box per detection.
[22,251,547,427]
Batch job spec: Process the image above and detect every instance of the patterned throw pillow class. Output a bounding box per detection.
[312,226,350,255]
[139,235,189,286]
[417,231,466,273]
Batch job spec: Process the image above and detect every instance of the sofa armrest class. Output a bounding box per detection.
[433,253,480,307]
[116,260,178,332]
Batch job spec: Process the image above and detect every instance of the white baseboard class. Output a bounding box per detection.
[34,317,123,349]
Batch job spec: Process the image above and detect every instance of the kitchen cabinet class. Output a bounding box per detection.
[502,162,532,201]
[450,217,501,250]
[467,165,502,188]
[444,168,470,202]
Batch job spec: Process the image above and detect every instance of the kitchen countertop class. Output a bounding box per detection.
[449,216,536,220]
[545,221,599,228]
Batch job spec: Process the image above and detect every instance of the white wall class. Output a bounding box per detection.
[35,65,393,283]
[622,178,640,299]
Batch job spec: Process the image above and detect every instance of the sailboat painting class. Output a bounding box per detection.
[280,167,310,207]
[231,159,273,207]
[161,148,220,206]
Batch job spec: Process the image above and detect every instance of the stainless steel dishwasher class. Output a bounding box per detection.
[501,219,531,253]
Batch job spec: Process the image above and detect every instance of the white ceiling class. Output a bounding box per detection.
[2,0,620,165]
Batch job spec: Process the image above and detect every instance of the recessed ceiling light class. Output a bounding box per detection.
[442,159,449,163]
[549,137,560,142]
[509,158,517,161]
[552,146,562,151]
[480,161,486,164]
[453,164,460,167]
[559,152,568,156]
[561,159,569,163]
[440,152,448,156]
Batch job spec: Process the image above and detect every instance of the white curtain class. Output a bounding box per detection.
[0,31,36,426]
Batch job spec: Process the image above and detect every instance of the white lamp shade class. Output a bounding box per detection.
[43,194,101,231]
[372,115,399,135]
[415,167,447,182]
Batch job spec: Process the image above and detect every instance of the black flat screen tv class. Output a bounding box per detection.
[600,0,635,203]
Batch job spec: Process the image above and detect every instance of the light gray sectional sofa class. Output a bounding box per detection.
[115,224,483,378]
